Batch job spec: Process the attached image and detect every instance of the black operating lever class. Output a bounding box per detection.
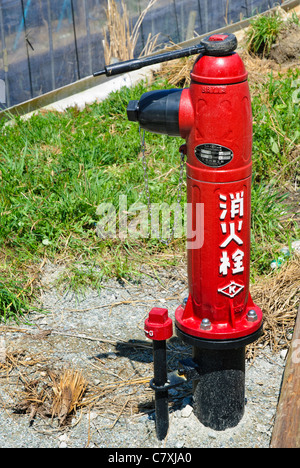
[93,33,237,78]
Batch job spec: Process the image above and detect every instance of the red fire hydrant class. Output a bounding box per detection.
[128,33,263,435]
[95,32,263,438]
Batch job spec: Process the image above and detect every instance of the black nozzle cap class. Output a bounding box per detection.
[126,89,183,137]
[127,100,139,122]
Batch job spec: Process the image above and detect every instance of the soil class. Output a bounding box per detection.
[269,23,300,65]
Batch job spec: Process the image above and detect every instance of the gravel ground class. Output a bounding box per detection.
[0,263,286,449]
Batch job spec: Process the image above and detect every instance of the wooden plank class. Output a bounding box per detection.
[270,305,300,448]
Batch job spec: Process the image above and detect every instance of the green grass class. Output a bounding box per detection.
[0,80,179,260]
[251,69,300,181]
[251,182,291,274]
[0,71,299,321]
[0,276,33,322]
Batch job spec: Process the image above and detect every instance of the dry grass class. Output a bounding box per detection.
[2,346,151,425]
[50,369,87,426]
[249,255,300,357]
[0,349,45,376]
[103,0,159,65]
[81,375,153,426]
[161,54,194,88]
[12,368,88,426]
[159,43,300,90]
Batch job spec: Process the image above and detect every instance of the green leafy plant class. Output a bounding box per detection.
[246,13,284,56]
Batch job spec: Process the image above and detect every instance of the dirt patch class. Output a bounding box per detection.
[269,23,300,65]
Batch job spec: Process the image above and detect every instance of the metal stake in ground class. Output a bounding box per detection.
[152,339,169,440]
[144,308,173,440]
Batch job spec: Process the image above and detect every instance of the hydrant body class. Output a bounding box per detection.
[175,48,263,344]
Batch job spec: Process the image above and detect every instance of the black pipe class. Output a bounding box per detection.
[192,346,246,431]
[94,44,205,77]
[153,340,169,440]
[176,325,262,430]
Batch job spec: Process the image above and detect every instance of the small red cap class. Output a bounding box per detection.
[144,308,173,341]
[209,34,228,42]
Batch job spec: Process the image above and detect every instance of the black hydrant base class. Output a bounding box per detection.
[192,346,246,431]
[175,325,263,431]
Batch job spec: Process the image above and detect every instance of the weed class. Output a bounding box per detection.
[246,13,284,57]
[250,181,292,272]
[288,11,300,27]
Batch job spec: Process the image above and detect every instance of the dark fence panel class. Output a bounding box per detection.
[0,0,283,109]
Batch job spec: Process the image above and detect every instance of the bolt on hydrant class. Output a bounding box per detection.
[94,33,263,440]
